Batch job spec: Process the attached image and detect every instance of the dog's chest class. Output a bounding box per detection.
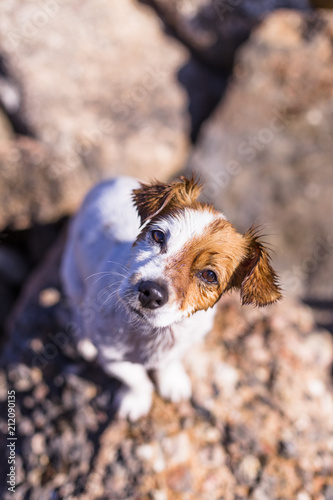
[95,306,216,369]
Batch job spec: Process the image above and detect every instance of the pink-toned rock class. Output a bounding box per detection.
[0,137,90,230]
[0,0,190,229]
[1,233,332,499]
[186,9,333,301]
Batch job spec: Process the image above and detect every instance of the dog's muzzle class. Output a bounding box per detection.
[138,280,168,310]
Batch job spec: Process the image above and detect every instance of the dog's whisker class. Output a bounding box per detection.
[106,260,129,272]
[85,269,128,288]
[84,271,114,282]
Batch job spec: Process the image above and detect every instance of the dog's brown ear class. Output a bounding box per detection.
[227,227,282,307]
[132,176,202,224]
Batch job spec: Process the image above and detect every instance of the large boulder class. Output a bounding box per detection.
[1,229,332,499]
[185,9,333,301]
[141,0,310,69]
[0,137,90,230]
[0,0,190,230]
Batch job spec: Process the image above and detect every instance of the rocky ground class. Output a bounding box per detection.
[0,1,333,499]
[0,232,333,499]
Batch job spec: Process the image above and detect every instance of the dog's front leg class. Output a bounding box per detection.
[153,360,192,403]
[104,361,154,421]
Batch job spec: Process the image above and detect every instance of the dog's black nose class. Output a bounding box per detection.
[138,281,168,309]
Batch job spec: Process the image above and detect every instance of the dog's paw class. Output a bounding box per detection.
[114,385,153,422]
[155,362,192,403]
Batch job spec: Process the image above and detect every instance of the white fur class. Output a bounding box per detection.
[154,360,192,402]
[61,176,217,421]
[104,361,154,421]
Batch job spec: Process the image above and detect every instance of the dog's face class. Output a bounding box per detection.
[119,177,281,328]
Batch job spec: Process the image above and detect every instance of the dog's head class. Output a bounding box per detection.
[119,177,281,328]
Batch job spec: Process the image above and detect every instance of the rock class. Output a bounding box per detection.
[31,433,45,455]
[38,288,61,308]
[141,0,310,70]
[324,485,333,500]
[0,53,30,136]
[237,455,261,485]
[0,108,14,140]
[0,229,332,499]
[0,0,190,228]
[161,431,191,467]
[185,9,333,301]
[166,465,192,493]
[0,137,88,230]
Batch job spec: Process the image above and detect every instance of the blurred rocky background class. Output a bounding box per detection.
[0,0,333,499]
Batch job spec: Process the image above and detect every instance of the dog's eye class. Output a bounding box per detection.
[151,230,165,245]
[201,269,218,283]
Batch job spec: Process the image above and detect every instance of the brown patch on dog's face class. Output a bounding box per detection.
[164,220,281,315]
[165,218,248,315]
[132,177,281,314]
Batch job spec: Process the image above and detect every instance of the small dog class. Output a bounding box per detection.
[61,176,281,420]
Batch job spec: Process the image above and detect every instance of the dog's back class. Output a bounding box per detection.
[61,176,140,308]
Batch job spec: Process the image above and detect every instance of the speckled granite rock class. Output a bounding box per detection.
[0,0,189,229]
[0,231,332,499]
[185,9,333,302]
[0,137,90,231]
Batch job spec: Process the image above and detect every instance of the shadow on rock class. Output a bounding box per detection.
[178,57,230,142]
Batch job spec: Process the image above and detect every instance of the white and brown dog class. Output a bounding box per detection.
[61,176,281,421]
